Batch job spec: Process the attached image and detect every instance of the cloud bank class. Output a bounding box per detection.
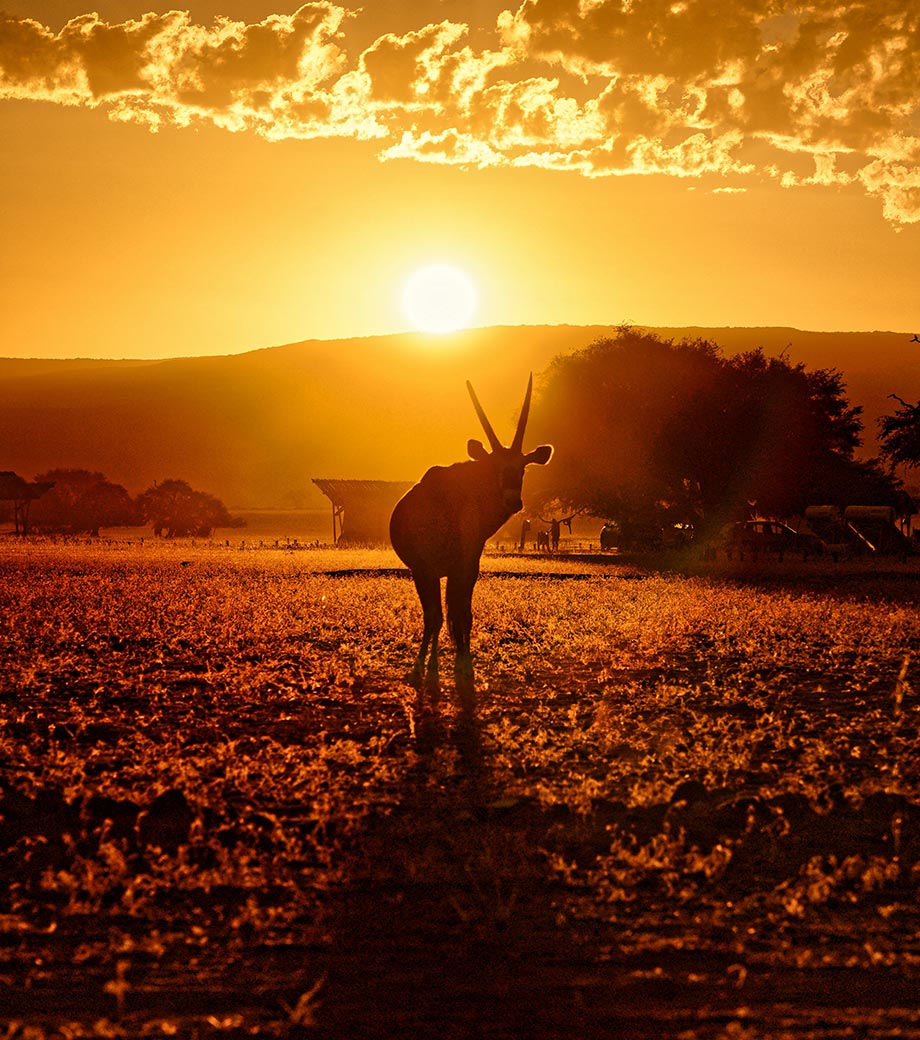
[2,1,919,225]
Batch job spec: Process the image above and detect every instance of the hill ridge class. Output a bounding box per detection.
[1,325,915,507]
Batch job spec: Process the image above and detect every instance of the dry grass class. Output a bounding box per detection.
[2,539,920,1037]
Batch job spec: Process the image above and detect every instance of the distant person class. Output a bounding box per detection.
[601,523,616,551]
[550,517,560,552]
[519,517,531,551]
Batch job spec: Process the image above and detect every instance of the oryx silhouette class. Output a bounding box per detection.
[390,375,552,685]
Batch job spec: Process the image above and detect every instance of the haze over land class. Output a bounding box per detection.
[1,325,916,509]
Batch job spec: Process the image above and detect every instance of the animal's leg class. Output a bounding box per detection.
[446,569,476,680]
[411,571,443,686]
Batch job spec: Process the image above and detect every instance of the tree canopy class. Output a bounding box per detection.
[0,471,54,534]
[30,469,137,536]
[879,394,920,471]
[525,328,899,530]
[3,468,241,538]
[136,479,241,537]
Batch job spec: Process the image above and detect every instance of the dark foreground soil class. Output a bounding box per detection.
[3,546,920,1038]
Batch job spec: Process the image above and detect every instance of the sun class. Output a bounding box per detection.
[401,263,478,334]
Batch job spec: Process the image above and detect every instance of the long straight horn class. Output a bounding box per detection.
[511,373,533,453]
[466,380,502,451]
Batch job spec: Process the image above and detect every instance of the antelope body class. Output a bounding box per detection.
[390,376,552,682]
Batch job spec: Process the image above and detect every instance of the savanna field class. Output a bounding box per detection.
[3,533,920,1039]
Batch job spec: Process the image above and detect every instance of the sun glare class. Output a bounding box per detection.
[402,264,478,334]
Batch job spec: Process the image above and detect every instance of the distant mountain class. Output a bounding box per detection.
[1,325,916,508]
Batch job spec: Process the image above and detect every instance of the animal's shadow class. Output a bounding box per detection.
[411,665,482,769]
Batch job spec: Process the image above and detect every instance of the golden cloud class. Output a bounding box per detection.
[1,1,919,225]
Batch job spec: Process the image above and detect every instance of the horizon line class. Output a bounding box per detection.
[0,321,914,365]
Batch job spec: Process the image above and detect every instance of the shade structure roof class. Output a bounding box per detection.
[312,478,413,546]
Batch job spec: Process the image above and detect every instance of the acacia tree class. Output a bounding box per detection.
[879,394,920,470]
[137,479,241,537]
[526,328,895,532]
[30,469,137,535]
[0,471,54,534]
[719,350,864,517]
[525,330,727,528]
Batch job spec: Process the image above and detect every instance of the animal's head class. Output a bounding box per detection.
[466,374,553,515]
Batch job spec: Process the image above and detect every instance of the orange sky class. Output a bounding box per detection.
[1,1,919,359]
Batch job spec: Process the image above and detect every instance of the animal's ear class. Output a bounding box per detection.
[468,439,490,461]
[525,444,553,466]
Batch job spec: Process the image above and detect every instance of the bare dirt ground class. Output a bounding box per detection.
[2,541,920,1038]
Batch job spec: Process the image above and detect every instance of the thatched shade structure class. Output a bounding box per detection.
[312,479,413,546]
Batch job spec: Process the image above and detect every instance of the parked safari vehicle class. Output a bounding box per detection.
[843,505,914,558]
[803,504,915,561]
[719,519,824,561]
[801,505,854,561]
[599,520,694,553]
